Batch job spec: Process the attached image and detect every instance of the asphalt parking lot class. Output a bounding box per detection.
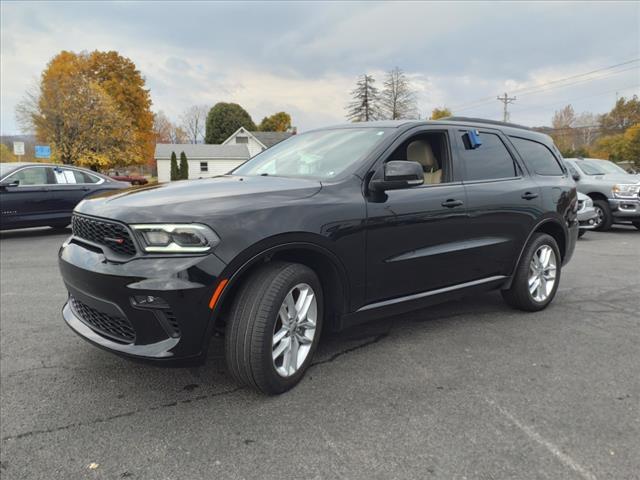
[0,226,638,480]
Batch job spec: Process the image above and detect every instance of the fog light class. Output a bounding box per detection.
[131,295,169,309]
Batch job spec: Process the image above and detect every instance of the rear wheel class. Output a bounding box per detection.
[592,199,613,231]
[502,233,561,312]
[225,262,323,395]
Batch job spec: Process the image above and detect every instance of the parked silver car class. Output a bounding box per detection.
[576,192,597,238]
[564,158,640,231]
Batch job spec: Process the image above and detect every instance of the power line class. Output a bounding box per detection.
[497,92,516,122]
[454,67,638,113]
[449,58,640,111]
[511,84,639,116]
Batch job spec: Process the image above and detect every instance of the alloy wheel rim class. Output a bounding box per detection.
[594,206,604,227]
[528,245,557,302]
[272,283,317,377]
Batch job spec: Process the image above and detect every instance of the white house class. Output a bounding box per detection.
[154,144,250,183]
[222,127,294,158]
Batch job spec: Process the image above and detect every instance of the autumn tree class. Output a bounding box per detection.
[346,74,381,122]
[258,112,292,132]
[381,67,417,120]
[154,111,187,144]
[15,50,153,169]
[0,144,17,162]
[170,151,179,180]
[205,103,256,144]
[181,105,208,144]
[550,104,577,154]
[430,107,452,120]
[622,123,640,163]
[599,95,640,133]
[573,112,599,147]
[179,151,189,180]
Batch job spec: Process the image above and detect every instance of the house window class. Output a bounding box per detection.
[236,136,248,144]
[200,162,208,172]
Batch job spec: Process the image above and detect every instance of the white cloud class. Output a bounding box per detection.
[1,1,638,134]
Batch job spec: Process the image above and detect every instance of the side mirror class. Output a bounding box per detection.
[370,161,424,192]
[572,173,580,182]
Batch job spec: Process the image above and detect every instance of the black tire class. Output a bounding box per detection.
[225,261,323,395]
[578,229,586,238]
[592,199,613,231]
[632,221,640,231]
[502,233,561,312]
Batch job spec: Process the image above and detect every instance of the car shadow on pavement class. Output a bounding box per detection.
[57,292,510,403]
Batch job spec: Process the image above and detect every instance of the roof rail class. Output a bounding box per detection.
[443,116,532,131]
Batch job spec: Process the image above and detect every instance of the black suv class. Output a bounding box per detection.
[59,118,578,394]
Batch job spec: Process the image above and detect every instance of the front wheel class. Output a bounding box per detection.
[578,229,586,238]
[592,199,613,231]
[502,233,561,312]
[632,221,640,231]
[225,262,323,395]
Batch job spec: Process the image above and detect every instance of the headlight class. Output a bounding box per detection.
[584,197,593,208]
[612,184,640,198]
[130,224,220,253]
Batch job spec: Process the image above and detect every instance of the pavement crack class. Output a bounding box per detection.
[1,387,242,442]
[310,332,389,369]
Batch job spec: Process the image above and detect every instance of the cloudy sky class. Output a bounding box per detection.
[1,1,639,135]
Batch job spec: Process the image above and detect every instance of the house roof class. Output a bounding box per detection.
[248,131,294,148]
[221,127,294,149]
[154,144,249,160]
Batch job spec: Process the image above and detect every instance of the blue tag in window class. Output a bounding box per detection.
[467,129,482,149]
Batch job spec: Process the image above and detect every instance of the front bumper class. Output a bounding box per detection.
[59,239,227,362]
[609,198,640,220]
[577,206,598,230]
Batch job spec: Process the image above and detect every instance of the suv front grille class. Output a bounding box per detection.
[70,296,136,343]
[72,214,137,257]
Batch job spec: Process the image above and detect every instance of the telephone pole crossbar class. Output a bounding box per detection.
[497,92,516,122]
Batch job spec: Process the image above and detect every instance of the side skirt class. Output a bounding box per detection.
[337,275,508,330]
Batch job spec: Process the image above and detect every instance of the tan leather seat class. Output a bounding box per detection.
[406,140,442,184]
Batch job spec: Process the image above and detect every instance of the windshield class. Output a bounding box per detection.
[233,128,391,180]
[0,163,21,177]
[577,159,628,175]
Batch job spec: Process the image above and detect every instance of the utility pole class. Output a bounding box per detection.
[497,92,516,122]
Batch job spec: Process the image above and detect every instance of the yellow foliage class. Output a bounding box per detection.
[20,50,153,169]
[0,144,17,162]
[430,107,452,120]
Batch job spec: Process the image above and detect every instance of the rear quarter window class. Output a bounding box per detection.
[510,137,565,176]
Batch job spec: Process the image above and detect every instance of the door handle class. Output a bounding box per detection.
[521,192,539,200]
[441,199,464,208]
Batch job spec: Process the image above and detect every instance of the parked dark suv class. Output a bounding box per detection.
[59,118,578,394]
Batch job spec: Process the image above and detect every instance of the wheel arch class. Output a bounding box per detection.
[503,218,567,290]
[586,191,609,202]
[211,238,350,334]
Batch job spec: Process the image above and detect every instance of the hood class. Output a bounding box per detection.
[588,173,640,184]
[76,175,322,222]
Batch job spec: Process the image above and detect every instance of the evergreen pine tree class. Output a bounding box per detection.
[170,151,179,181]
[179,151,189,180]
[345,74,381,122]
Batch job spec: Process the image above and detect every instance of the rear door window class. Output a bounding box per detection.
[510,137,565,176]
[458,131,517,181]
